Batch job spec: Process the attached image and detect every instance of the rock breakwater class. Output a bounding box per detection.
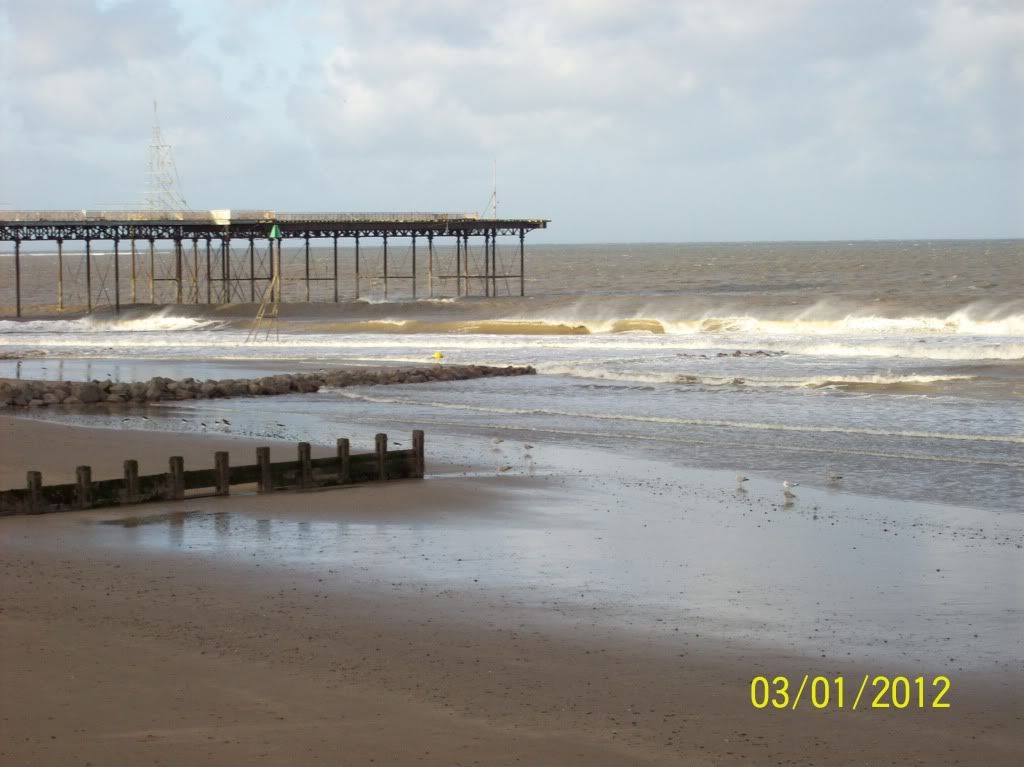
[0,365,535,408]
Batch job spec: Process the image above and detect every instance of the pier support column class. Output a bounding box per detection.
[174,238,183,304]
[215,452,230,496]
[257,447,272,493]
[249,237,256,302]
[267,238,274,303]
[463,233,470,296]
[222,238,231,303]
[130,238,137,303]
[205,238,212,304]
[336,438,350,484]
[332,235,339,303]
[304,234,311,302]
[85,239,93,312]
[113,237,121,314]
[13,239,20,318]
[383,234,389,299]
[57,239,64,311]
[484,231,490,297]
[192,238,200,304]
[427,232,434,297]
[456,234,462,296]
[354,234,361,299]
[148,238,155,303]
[519,228,525,296]
[492,228,498,297]
[411,234,417,299]
[375,433,388,480]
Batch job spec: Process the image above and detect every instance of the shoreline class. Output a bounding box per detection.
[2,415,1022,764]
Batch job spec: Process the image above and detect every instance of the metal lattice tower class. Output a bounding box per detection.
[144,100,187,211]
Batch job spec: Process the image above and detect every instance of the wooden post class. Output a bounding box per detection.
[57,239,64,311]
[298,442,312,488]
[412,430,425,479]
[13,239,20,318]
[336,438,350,484]
[123,459,139,503]
[113,236,121,314]
[76,465,92,509]
[215,451,230,496]
[375,433,388,480]
[257,447,272,493]
[27,471,43,514]
[168,456,185,500]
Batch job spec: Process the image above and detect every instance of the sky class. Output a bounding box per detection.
[0,0,1022,242]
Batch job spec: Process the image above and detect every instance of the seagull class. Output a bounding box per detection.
[221,418,231,425]
[783,480,798,498]
[492,437,504,444]
[523,443,534,450]
[736,474,749,487]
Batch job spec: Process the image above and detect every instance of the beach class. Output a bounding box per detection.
[2,414,1022,766]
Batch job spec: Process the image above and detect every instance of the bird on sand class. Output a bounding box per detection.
[736,474,749,487]
[783,480,798,498]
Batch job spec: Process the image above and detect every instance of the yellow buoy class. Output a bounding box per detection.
[433,351,444,361]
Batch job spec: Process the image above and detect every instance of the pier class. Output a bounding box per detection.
[0,210,549,317]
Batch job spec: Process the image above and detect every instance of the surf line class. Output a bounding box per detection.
[331,391,1024,445]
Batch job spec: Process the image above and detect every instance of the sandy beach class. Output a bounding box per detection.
[2,415,1021,766]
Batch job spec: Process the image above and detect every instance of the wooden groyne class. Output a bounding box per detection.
[0,364,536,408]
[0,432,424,517]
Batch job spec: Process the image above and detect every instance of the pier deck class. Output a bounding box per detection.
[0,210,549,316]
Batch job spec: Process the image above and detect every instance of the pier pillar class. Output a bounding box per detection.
[336,438,350,484]
[519,228,525,296]
[148,238,155,303]
[174,237,183,304]
[492,228,498,296]
[113,236,121,314]
[215,452,230,496]
[375,433,388,480]
[168,456,185,500]
[383,234,389,299]
[332,235,339,303]
[266,238,274,303]
[412,430,425,479]
[205,238,212,304]
[13,239,20,318]
[85,239,92,312]
[76,465,92,509]
[57,239,64,311]
[462,233,470,296]
[354,234,361,299]
[304,234,311,302]
[123,459,139,503]
[484,231,491,297]
[27,471,42,514]
[130,238,137,304]
[456,234,462,296]
[222,238,231,303]
[256,447,272,493]
[298,442,312,488]
[249,237,256,302]
[427,232,434,297]
[192,238,200,304]
[412,234,417,299]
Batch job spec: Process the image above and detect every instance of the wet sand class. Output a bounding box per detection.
[1,415,1022,765]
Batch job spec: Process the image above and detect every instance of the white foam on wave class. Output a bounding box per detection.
[0,310,221,334]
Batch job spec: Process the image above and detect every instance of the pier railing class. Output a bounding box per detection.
[0,432,425,517]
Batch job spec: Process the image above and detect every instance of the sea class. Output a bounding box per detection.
[1,239,1022,512]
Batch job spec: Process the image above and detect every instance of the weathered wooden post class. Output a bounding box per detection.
[412,430,425,479]
[76,465,92,509]
[215,451,230,496]
[168,456,185,500]
[298,442,312,488]
[27,471,43,514]
[336,438,350,484]
[256,447,272,493]
[375,433,388,480]
[123,459,139,503]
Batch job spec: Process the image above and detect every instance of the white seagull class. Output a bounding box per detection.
[783,480,798,498]
[736,474,749,488]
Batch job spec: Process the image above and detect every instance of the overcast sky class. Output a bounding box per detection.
[1,0,1021,242]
